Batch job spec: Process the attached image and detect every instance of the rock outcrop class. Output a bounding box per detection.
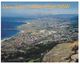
[42,41,78,62]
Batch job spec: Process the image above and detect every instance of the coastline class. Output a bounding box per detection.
[1,29,25,42]
[1,21,29,42]
[1,14,78,62]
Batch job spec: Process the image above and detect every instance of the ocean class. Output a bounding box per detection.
[1,14,78,40]
[1,17,34,39]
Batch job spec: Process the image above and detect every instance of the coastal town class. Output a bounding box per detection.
[1,16,78,62]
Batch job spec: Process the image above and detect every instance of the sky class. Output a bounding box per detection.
[1,2,78,17]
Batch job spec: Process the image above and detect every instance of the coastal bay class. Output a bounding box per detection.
[1,14,78,62]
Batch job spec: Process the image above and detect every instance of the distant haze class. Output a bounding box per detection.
[1,2,78,17]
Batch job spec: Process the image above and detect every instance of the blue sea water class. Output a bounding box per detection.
[1,17,34,39]
[1,14,78,40]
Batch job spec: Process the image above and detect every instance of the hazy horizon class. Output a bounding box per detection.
[1,2,78,17]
